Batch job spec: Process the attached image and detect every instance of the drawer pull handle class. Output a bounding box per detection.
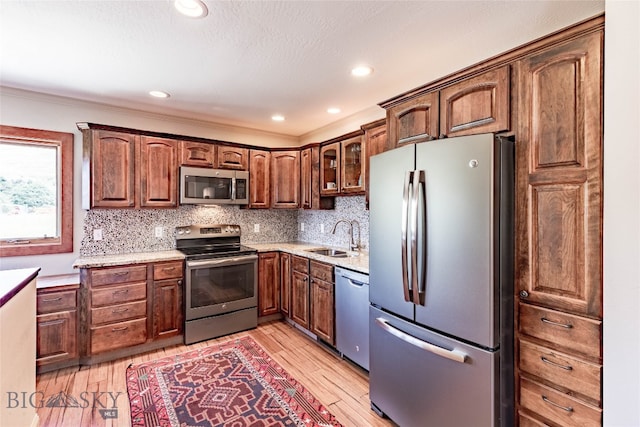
[541,356,573,371]
[41,297,63,302]
[112,289,130,295]
[541,317,573,329]
[163,266,176,271]
[114,271,129,276]
[112,308,129,314]
[111,326,129,332]
[541,395,573,412]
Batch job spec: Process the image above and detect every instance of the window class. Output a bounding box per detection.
[0,125,73,257]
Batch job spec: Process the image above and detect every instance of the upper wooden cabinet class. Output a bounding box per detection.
[439,65,510,138]
[340,135,365,194]
[515,31,603,319]
[84,130,137,209]
[320,142,340,195]
[82,129,178,209]
[216,146,248,170]
[362,119,387,207]
[300,146,334,210]
[249,149,271,209]
[386,91,439,149]
[271,150,300,208]
[179,141,215,168]
[139,136,178,208]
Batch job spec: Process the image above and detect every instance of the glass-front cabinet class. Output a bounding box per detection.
[340,135,364,193]
[320,142,340,195]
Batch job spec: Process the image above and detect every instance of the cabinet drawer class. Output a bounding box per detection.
[91,282,147,307]
[153,261,183,280]
[519,339,601,403]
[90,317,147,354]
[91,265,147,287]
[310,260,333,282]
[520,377,601,427]
[518,411,552,427]
[91,300,147,325]
[37,290,77,314]
[292,255,309,274]
[519,303,601,360]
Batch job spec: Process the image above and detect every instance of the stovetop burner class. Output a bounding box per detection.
[175,224,257,259]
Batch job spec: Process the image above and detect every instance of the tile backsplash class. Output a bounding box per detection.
[80,196,369,256]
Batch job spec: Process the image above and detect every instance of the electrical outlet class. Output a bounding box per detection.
[254,224,260,233]
[300,222,305,232]
[93,229,103,241]
[320,224,324,233]
[155,226,164,238]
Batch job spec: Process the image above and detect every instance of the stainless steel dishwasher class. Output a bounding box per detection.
[335,266,370,370]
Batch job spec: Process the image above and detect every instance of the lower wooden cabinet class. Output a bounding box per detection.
[36,278,79,373]
[280,252,291,316]
[291,256,310,329]
[152,261,184,339]
[258,252,280,317]
[309,260,335,345]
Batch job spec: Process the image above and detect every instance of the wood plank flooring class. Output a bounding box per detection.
[36,320,395,427]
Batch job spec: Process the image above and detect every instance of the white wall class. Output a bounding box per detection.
[0,87,297,276]
[603,1,640,425]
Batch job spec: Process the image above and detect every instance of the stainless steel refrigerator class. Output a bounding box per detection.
[369,133,514,427]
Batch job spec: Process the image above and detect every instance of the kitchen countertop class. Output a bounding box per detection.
[73,250,185,269]
[247,242,369,274]
[0,267,40,308]
[72,244,369,274]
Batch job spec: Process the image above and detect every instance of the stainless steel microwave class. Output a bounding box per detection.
[180,166,249,205]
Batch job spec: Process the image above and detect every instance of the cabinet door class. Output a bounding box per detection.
[280,252,291,316]
[258,252,280,316]
[271,151,300,208]
[291,270,310,329]
[139,136,178,207]
[153,278,183,339]
[310,278,334,345]
[37,310,78,366]
[300,148,313,209]
[341,135,365,194]
[216,146,248,170]
[249,149,271,208]
[515,31,603,318]
[439,65,510,138]
[320,142,340,195]
[89,130,136,208]
[386,91,439,148]
[363,121,387,207]
[179,141,215,167]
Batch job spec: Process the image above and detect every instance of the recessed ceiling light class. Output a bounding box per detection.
[351,65,373,77]
[149,90,170,98]
[271,115,285,122]
[327,107,341,114]
[174,0,208,18]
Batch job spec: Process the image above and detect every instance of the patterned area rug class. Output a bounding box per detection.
[126,336,343,426]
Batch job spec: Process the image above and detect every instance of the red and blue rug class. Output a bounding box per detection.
[126,336,343,426]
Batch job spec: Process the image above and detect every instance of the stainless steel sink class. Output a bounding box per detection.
[305,248,349,257]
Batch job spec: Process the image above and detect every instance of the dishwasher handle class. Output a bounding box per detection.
[347,278,368,287]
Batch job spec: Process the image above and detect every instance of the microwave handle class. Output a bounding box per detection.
[231,177,236,200]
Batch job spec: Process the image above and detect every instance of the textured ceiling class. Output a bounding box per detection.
[0,0,604,137]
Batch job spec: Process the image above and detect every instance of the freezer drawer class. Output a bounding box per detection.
[369,306,503,427]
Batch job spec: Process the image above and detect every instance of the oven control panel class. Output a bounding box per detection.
[176,224,241,239]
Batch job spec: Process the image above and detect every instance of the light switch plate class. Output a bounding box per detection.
[155,226,163,238]
[254,224,260,233]
[93,229,103,241]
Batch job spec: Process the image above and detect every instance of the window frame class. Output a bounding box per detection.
[0,125,74,257]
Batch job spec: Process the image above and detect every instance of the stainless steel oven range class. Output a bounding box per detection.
[176,224,258,344]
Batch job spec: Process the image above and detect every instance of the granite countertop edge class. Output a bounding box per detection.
[0,267,40,308]
[73,243,369,274]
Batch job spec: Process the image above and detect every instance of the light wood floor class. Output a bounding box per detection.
[36,320,396,427]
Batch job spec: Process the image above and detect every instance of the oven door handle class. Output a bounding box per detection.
[186,255,258,268]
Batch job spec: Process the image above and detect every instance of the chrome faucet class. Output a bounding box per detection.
[331,219,360,251]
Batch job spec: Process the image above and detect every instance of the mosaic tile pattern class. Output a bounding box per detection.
[80,196,369,256]
[297,196,370,251]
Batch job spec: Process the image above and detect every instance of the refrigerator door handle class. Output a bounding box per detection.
[411,170,426,305]
[401,170,412,302]
[375,317,468,364]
